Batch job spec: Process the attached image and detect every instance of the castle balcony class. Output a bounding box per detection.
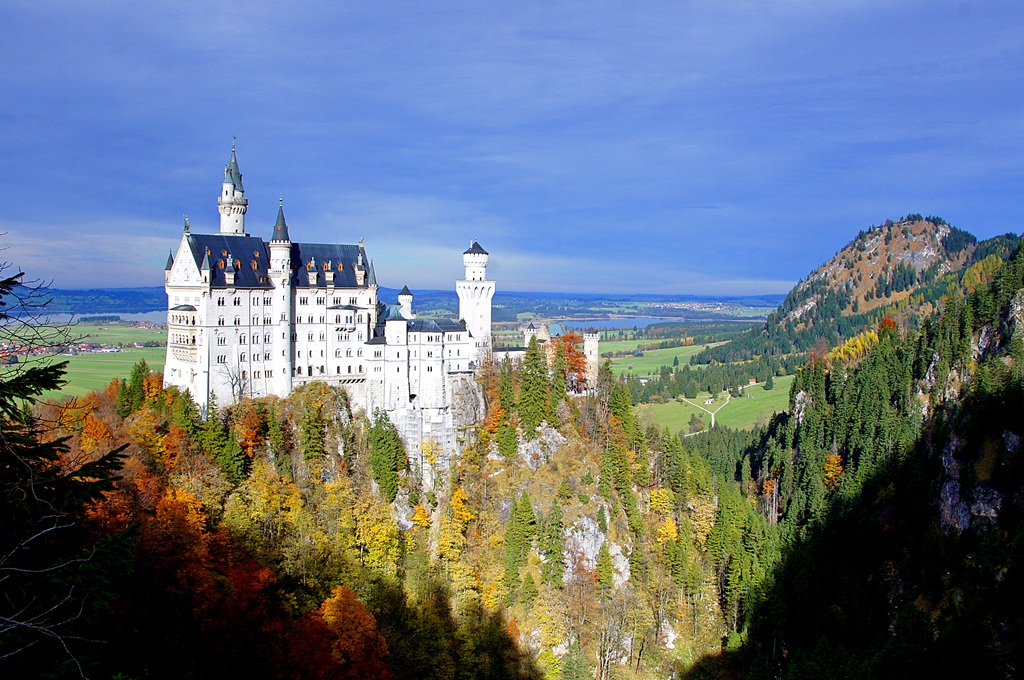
[170,345,198,363]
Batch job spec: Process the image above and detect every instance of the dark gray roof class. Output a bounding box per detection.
[368,260,377,286]
[187,234,272,288]
[224,147,244,192]
[165,251,174,270]
[464,241,488,255]
[271,202,290,242]
[170,304,196,311]
[184,234,372,290]
[399,285,412,296]
[407,318,466,333]
[378,304,406,321]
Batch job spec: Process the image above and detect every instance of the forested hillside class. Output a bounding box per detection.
[3,237,1024,679]
[694,216,1020,365]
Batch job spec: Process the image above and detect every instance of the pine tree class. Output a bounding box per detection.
[596,541,614,599]
[116,359,149,417]
[519,336,550,439]
[369,410,406,502]
[540,500,565,587]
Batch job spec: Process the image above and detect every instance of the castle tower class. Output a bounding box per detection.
[584,333,600,388]
[398,285,414,319]
[269,200,293,397]
[218,144,248,235]
[456,241,494,363]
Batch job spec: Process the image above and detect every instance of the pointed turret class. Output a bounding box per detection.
[368,260,377,286]
[398,285,413,318]
[200,251,211,271]
[271,198,290,242]
[165,250,174,270]
[218,142,248,235]
[224,143,244,192]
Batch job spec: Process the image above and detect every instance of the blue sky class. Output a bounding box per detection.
[2,1,1022,294]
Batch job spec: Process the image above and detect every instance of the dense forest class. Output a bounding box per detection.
[3,234,1024,678]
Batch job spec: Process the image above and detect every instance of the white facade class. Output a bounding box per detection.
[163,148,490,442]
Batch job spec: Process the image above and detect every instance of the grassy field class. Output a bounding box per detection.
[637,374,794,435]
[32,323,168,400]
[44,348,166,400]
[608,344,712,376]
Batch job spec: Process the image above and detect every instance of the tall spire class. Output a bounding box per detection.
[368,260,377,286]
[165,250,174,270]
[218,141,248,235]
[271,197,290,242]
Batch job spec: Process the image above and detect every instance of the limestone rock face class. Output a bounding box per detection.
[517,423,567,471]
[562,514,631,586]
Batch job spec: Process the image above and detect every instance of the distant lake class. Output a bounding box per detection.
[560,317,677,329]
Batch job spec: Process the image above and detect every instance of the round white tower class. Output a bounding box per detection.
[218,144,248,235]
[456,241,494,363]
[269,200,293,397]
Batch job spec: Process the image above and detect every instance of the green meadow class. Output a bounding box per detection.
[35,323,167,400]
[607,343,710,376]
[637,374,794,434]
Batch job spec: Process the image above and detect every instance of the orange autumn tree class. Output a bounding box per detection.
[319,586,390,679]
[554,332,588,380]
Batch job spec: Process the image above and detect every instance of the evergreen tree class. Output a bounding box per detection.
[540,501,565,587]
[560,643,590,680]
[596,541,614,599]
[764,373,775,390]
[519,336,550,439]
[299,398,326,460]
[116,358,149,417]
[368,410,406,502]
[218,435,247,485]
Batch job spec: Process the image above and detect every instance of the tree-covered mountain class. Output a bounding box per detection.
[694,216,1020,365]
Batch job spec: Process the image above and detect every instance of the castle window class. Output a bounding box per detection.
[337,367,341,374]
[264,317,271,325]
[233,297,241,306]
[307,316,314,323]
[252,297,259,306]
[307,332,314,341]
[240,353,246,362]
[218,317,225,326]
[357,333,363,341]
[217,336,226,346]
[254,371,260,379]
[217,355,226,364]
[267,370,273,377]
[335,315,341,323]
[358,365,363,373]
[349,297,357,305]
[263,297,271,305]
[253,316,260,325]
[299,297,308,305]
[241,370,247,380]
[333,298,341,305]
[316,297,325,305]
[374,350,382,358]
[217,297,225,306]
[239,336,246,344]
[264,352,270,360]
[427,366,432,372]
[319,366,325,374]
[264,334,271,343]
[234,317,240,326]
[357,349,362,357]
[346,349,352,357]
[320,333,326,341]
[253,334,259,344]
[319,316,325,323]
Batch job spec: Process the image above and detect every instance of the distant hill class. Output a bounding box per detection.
[28,284,783,321]
[13,286,168,315]
[694,215,1021,364]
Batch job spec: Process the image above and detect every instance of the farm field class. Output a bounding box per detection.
[45,347,167,400]
[637,374,794,434]
[608,344,709,376]
[35,322,167,400]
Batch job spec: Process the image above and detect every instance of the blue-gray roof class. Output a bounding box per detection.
[271,203,290,242]
[464,241,488,255]
[399,285,412,296]
[185,234,372,290]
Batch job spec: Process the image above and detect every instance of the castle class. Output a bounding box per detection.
[163,146,595,455]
